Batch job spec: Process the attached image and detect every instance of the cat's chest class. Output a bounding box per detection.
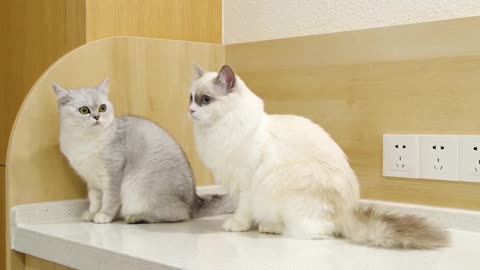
[195,128,261,189]
[60,138,109,187]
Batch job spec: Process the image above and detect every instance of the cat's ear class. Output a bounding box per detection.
[192,64,206,80]
[97,77,109,95]
[52,83,72,105]
[214,65,236,92]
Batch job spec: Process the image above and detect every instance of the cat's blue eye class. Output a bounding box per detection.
[79,106,90,115]
[201,95,212,105]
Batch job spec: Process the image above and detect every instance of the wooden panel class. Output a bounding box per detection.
[226,17,480,71]
[25,256,70,270]
[8,251,23,270]
[1,0,68,165]
[3,1,223,268]
[0,0,7,166]
[0,1,88,269]
[0,166,5,270]
[5,37,222,267]
[226,17,480,210]
[66,0,87,52]
[85,0,222,43]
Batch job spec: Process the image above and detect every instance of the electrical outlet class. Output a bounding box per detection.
[419,135,459,181]
[383,134,419,178]
[459,135,480,182]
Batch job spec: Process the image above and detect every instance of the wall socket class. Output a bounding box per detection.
[459,135,480,182]
[419,135,459,181]
[383,134,420,178]
[383,134,480,182]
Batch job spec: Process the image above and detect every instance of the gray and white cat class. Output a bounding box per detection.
[52,78,231,224]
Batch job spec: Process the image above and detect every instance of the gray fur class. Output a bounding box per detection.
[52,79,232,223]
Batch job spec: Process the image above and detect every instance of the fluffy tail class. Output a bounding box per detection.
[340,206,450,249]
[194,194,235,218]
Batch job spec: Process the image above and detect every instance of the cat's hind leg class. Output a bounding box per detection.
[124,214,148,224]
[282,197,336,239]
[122,196,192,223]
[121,170,194,223]
[258,222,284,234]
[146,199,192,222]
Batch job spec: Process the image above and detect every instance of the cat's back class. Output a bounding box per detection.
[117,115,164,135]
[115,115,184,159]
[267,114,332,143]
[265,114,346,160]
[115,115,194,193]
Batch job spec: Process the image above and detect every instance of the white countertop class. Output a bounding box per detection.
[13,216,480,270]
[11,188,480,270]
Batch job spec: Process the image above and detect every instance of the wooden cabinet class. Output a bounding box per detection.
[0,0,222,165]
[0,1,222,269]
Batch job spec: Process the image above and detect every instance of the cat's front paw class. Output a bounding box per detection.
[81,210,96,222]
[222,218,251,232]
[93,212,114,224]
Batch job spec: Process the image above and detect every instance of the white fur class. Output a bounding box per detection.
[60,123,115,188]
[191,69,359,238]
[55,81,119,223]
[189,66,449,249]
[60,124,117,223]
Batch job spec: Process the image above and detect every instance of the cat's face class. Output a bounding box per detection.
[52,78,115,131]
[188,65,237,123]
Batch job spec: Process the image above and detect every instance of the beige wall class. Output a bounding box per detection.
[223,0,480,43]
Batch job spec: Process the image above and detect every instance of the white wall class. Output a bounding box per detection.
[223,0,480,44]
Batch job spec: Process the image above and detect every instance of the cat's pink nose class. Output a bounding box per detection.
[189,107,196,113]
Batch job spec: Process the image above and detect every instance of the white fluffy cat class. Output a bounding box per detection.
[189,64,449,249]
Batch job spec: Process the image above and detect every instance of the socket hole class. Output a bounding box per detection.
[432,145,436,150]
[474,147,478,151]
[402,145,406,149]
[441,146,445,150]
[399,156,402,161]
[395,145,398,149]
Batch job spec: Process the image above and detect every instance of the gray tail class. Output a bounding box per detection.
[194,193,234,218]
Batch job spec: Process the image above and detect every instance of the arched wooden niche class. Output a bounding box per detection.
[6,36,222,222]
[6,36,223,269]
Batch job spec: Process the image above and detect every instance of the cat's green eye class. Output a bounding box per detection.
[99,104,107,112]
[79,106,90,115]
